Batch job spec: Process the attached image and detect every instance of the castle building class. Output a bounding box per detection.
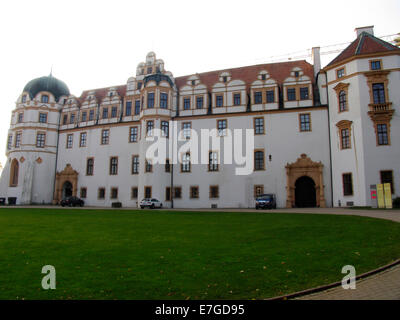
[0,26,399,208]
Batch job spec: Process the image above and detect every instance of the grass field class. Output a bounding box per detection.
[1,208,400,300]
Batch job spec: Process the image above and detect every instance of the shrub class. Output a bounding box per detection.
[393,197,400,209]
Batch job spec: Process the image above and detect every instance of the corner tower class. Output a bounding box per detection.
[0,74,70,204]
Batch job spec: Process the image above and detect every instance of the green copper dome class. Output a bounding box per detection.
[23,75,70,102]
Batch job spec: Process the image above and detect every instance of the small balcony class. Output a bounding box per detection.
[368,102,392,112]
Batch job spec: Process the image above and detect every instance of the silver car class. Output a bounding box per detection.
[140,198,163,209]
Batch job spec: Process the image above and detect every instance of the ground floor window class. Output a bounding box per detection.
[110,187,118,199]
[190,186,199,199]
[254,185,264,198]
[166,187,171,201]
[209,185,219,199]
[173,187,182,199]
[144,186,152,199]
[80,187,87,199]
[131,187,138,199]
[98,188,106,199]
[342,173,353,196]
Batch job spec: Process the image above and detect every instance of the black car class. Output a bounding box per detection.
[60,196,85,207]
[255,194,276,209]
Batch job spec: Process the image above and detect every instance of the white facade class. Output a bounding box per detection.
[1,27,399,208]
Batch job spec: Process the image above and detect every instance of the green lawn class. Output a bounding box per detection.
[0,208,400,300]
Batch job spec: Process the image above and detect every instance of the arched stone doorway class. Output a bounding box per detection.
[295,176,316,208]
[285,154,326,208]
[53,164,78,204]
[62,181,73,199]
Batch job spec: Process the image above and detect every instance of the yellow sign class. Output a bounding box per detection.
[384,183,392,209]
[377,184,385,208]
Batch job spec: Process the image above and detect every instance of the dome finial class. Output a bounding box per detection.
[49,65,53,77]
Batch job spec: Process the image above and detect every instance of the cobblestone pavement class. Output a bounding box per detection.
[4,206,400,299]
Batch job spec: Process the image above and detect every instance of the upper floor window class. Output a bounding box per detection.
[111,106,118,118]
[254,150,265,171]
[299,113,311,132]
[370,60,381,70]
[147,67,152,74]
[208,151,218,172]
[137,82,142,90]
[41,95,49,103]
[266,90,275,103]
[287,88,296,101]
[18,113,23,123]
[233,93,241,106]
[146,120,154,136]
[161,121,169,137]
[372,83,385,104]
[66,134,73,148]
[7,135,13,150]
[182,122,191,139]
[101,129,109,145]
[132,155,139,174]
[254,118,264,135]
[340,128,351,149]
[339,91,347,112]
[125,101,132,116]
[216,95,223,107]
[36,132,45,148]
[15,132,21,148]
[145,160,153,173]
[63,114,68,125]
[81,111,87,122]
[70,113,75,124]
[196,96,203,109]
[103,108,108,119]
[254,91,262,104]
[147,92,155,108]
[217,120,227,136]
[39,113,47,123]
[135,100,141,115]
[160,93,168,109]
[300,87,309,100]
[86,158,94,176]
[129,126,138,142]
[183,97,191,110]
[377,124,389,145]
[337,68,345,79]
[89,110,95,121]
[109,157,118,175]
[181,153,191,172]
[79,132,87,147]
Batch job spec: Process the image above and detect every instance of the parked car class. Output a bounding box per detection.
[60,196,85,207]
[255,194,276,210]
[140,198,163,209]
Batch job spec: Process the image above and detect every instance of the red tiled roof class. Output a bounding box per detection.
[76,60,314,101]
[175,60,314,90]
[326,32,400,68]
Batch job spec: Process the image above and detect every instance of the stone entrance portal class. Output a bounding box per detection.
[286,154,325,208]
[53,164,78,204]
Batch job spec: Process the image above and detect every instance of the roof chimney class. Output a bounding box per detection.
[355,26,374,37]
[312,47,321,77]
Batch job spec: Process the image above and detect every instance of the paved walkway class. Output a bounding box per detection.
[3,206,400,299]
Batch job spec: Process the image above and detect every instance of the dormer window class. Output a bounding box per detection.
[294,71,300,78]
[109,92,113,97]
[191,80,195,86]
[370,60,382,71]
[223,76,227,83]
[261,74,266,80]
[147,67,152,74]
[41,95,49,103]
[22,95,27,103]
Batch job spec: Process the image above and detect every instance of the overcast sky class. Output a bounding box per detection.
[0,0,399,166]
